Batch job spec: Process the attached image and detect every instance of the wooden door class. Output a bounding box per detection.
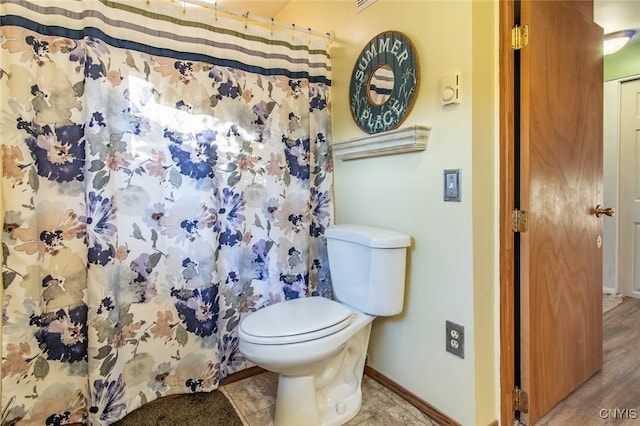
[619,78,640,299]
[517,0,604,423]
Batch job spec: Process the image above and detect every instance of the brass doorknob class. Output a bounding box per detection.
[595,205,615,218]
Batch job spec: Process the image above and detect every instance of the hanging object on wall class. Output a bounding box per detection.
[349,31,419,134]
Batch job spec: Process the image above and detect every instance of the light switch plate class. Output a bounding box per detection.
[444,169,461,202]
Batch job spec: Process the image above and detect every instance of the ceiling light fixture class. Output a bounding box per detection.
[604,29,636,55]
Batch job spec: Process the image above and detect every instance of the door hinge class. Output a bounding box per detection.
[511,24,529,50]
[511,209,528,233]
[513,387,529,413]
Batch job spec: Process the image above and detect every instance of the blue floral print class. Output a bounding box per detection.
[166,129,219,179]
[215,188,246,247]
[173,287,220,337]
[81,191,117,247]
[32,305,88,363]
[26,123,86,183]
[1,19,332,426]
[88,375,127,424]
[284,137,310,180]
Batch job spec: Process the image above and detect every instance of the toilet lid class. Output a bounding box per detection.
[239,296,354,344]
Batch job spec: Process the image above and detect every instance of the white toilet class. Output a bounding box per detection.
[238,224,411,426]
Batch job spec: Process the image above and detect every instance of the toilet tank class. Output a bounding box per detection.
[325,224,411,316]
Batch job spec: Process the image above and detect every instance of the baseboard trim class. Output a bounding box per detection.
[364,365,462,426]
[220,366,266,385]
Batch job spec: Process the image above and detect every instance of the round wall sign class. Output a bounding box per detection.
[349,31,419,134]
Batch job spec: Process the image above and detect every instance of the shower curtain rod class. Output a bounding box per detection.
[174,0,335,42]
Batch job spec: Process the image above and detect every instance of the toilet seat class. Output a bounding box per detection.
[239,296,355,345]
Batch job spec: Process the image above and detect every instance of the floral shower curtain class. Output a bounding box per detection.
[0,0,333,424]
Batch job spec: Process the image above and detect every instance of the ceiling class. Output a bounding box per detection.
[217,1,640,44]
[594,0,640,44]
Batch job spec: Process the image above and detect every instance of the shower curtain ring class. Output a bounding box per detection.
[243,11,249,30]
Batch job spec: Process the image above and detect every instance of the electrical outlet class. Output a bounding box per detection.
[446,320,464,359]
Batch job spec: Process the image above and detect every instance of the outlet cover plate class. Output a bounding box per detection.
[446,320,465,359]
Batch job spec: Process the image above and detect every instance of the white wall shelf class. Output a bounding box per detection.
[331,125,431,161]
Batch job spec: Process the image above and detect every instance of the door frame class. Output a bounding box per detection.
[498,0,517,423]
[603,78,622,296]
[618,77,640,298]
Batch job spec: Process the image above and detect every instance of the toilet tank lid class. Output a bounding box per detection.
[325,224,411,248]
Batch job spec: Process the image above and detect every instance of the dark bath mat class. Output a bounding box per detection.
[113,390,243,426]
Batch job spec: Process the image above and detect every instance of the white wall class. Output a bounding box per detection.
[278,1,498,425]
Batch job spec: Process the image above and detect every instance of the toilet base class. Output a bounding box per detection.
[272,323,372,426]
[275,375,321,426]
[274,375,363,426]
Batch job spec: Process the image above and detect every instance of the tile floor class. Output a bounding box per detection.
[220,371,440,426]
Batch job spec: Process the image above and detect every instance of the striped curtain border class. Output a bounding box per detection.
[0,0,332,84]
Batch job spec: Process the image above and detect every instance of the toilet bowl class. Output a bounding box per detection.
[238,296,374,426]
[237,224,411,426]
